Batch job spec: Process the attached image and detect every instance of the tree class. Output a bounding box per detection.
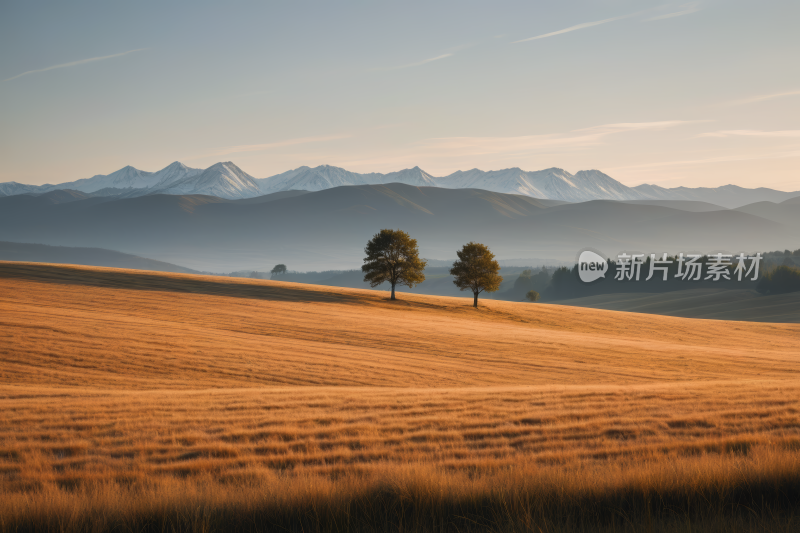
[450,242,503,308]
[546,266,577,298]
[513,269,534,292]
[513,267,551,298]
[271,264,287,277]
[534,266,551,285]
[362,229,426,300]
[526,290,540,302]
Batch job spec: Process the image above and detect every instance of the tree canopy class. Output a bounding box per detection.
[271,264,287,276]
[450,242,503,308]
[362,229,426,300]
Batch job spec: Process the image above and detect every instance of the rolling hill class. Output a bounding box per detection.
[633,183,800,208]
[734,199,800,226]
[620,199,727,212]
[0,241,198,273]
[1,262,799,531]
[2,261,798,389]
[0,183,795,272]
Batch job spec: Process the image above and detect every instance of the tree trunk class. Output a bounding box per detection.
[473,292,479,308]
[391,283,396,300]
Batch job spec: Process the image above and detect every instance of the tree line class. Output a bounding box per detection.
[544,249,800,299]
[756,265,800,295]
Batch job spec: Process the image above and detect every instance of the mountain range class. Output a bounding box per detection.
[2,161,798,208]
[1,183,797,271]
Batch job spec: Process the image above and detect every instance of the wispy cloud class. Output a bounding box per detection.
[644,5,699,22]
[513,15,628,43]
[212,135,352,157]
[3,48,147,83]
[376,53,453,71]
[724,90,800,106]
[700,129,800,138]
[576,120,705,134]
[418,121,698,157]
[321,121,702,177]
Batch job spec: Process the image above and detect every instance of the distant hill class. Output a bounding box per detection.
[735,200,800,226]
[3,161,798,208]
[620,199,726,212]
[553,288,800,323]
[6,189,98,206]
[32,189,95,204]
[0,183,796,272]
[0,241,198,274]
[632,184,800,208]
[231,190,311,204]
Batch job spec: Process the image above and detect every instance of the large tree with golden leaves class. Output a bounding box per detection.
[362,229,426,300]
[450,242,503,308]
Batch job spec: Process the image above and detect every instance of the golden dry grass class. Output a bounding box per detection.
[1,261,800,532]
[2,262,798,389]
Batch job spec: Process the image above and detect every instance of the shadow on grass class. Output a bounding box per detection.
[0,262,367,305]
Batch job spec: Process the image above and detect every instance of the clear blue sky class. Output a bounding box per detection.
[1,0,798,189]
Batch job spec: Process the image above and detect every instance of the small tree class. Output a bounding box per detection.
[271,264,287,277]
[513,269,534,292]
[526,290,540,302]
[450,242,503,308]
[362,229,426,300]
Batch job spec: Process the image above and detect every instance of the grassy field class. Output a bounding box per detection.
[1,261,800,532]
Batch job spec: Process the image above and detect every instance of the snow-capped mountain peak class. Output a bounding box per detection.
[152,161,203,188]
[569,170,651,200]
[27,162,203,195]
[381,166,438,187]
[0,181,42,197]
[41,165,157,193]
[258,165,377,194]
[153,161,261,200]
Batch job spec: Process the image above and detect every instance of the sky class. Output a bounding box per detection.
[1,0,799,190]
